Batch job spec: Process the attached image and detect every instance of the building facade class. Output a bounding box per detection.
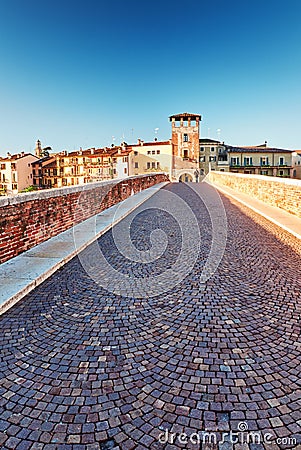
[199,138,228,175]
[127,140,173,178]
[292,151,301,179]
[227,144,295,177]
[169,113,201,181]
[0,153,38,195]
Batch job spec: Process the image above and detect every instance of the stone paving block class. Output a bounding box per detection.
[0,182,300,449]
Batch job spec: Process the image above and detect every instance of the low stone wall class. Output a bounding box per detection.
[0,173,169,264]
[209,171,301,218]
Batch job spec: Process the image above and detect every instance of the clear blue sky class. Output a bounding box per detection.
[0,0,300,156]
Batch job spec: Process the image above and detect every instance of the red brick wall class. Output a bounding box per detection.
[0,174,169,264]
[209,171,301,218]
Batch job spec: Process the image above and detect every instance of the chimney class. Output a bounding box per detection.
[7,152,11,159]
[21,151,25,157]
[91,148,95,155]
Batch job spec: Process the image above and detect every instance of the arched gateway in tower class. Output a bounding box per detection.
[169,112,201,182]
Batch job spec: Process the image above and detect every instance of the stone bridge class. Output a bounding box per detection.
[0,174,301,450]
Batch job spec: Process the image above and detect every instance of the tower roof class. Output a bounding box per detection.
[169,112,201,121]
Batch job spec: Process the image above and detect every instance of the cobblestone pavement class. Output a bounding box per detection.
[0,182,301,450]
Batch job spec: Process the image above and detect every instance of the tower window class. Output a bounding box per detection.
[183,134,188,142]
[183,150,188,158]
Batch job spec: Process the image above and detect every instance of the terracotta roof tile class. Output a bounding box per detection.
[169,112,201,119]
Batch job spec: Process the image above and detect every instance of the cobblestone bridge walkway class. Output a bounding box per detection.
[0,183,301,450]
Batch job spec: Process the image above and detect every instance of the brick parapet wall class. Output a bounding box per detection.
[209,171,301,218]
[0,173,169,264]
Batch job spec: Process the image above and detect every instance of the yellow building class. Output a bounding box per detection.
[228,144,295,177]
[128,139,173,178]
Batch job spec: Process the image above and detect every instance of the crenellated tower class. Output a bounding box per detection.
[169,112,201,181]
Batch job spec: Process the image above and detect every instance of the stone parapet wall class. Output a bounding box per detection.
[209,171,301,218]
[0,173,169,264]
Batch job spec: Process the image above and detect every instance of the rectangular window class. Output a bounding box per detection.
[260,157,269,166]
[147,151,151,155]
[209,156,216,162]
[200,147,205,152]
[183,134,188,142]
[124,168,127,174]
[244,157,253,166]
[230,157,240,166]
[0,164,5,170]
[156,162,160,168]
[151,162,156,168]
[199,156,205,162]
[211,147,215,152]
[134,162,139,168]
[147,162,151,169]
[156,150,160,154]
[152,150,155,155]
[279,157,284,166]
